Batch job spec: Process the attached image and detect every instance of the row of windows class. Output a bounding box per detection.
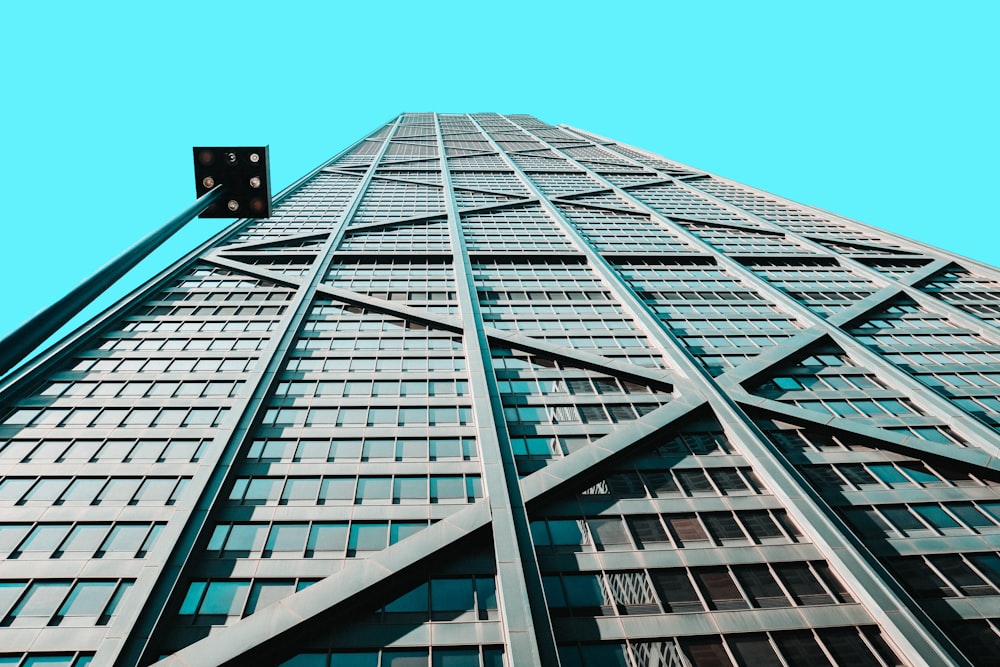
[274,379,469,399]
[3,405,229,430]
[295,339,462,356]
[39,379,244,399]
[560,627,898,667]
[531,508,798,551]
[0,522,162,560]
[543,560,851,617]
[228,475,482,506]
[301,314,439,332]
[669,317,800,334]
[0,579,132,628]
[845,501,1000,538]
[158,289,292,303]
[70,356,257,375]
[0,656,93,667]
[891,552,1000,598]
[326,263,452,280]
[340,223,451,253]
[480,302,622,316]
[280,647,504,667]
[141,303,285,318]
[855,332,987,348]
[917,371,1000,390]
[0,476,189,507]
[121,319,277,333]
[178,578,315,620]
[498,375,659,397]
[486,316,636,332]
[792,397,918,418]
[97,336,267,353]
[582,466,764,499]
[282,356,466,373]
[756,373,885,397]
[802,460,993,491]
[207,520,431,558]
[0,437,208,464]
[261,405,474,428]
[246,437,477,463]
[886,350,1000,368]
[503,403,659,427]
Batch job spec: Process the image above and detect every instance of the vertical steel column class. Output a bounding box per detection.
[0,186,225,377]
[434,114,560,667]
[111,119,402,667]
[500,116,968,667]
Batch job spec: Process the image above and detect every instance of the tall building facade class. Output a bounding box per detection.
[1,113,999,667]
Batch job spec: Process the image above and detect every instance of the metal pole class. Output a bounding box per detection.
[0,185,226,377]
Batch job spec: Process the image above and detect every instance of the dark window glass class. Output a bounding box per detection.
[704,514,745,542]
[774,563,832,605]
[729,634,780,666]
[651,570,703,612]
[817,628,881,666]
[697,568,748,610]
[773,631,832,666]
[667,516,709,545]
[682,637,734,667]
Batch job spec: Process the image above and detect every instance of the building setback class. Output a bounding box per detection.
[1,113,1000,667]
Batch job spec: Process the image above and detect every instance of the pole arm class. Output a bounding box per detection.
[0,185,226,378]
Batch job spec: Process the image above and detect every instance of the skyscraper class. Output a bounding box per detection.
[1,112,999,667]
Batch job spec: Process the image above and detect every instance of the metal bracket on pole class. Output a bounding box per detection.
[0,146,272,378]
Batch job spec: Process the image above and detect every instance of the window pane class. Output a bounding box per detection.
[308,523,348,555]
[348,523,387,553]
[199,581,250,615]
[264,524,308,555]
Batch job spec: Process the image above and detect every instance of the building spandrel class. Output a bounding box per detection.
[2,113,1000,666]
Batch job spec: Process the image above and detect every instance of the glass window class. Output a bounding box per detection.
[667,516,709,545]
[53,581,118,626]
[7,581,72,626]
[57,524,109,557]
[356,477,391,504]
[736,565,789,608]
[0,524,31,555]
[651,570,702,612]
[730,635,781,665]
[773,631,832,666]
[282,478,320,505]
[198,581,251,616]
[430,476,465,503]
[774,563,832,604]
[319,478,355,503]
[588,518,629,549]
[564,574,608,611]
[627,516,669,548]
[393,477,427,504]
[913,505,961,531]
[99,524,153,558]
[384,583,428,614]
[431,578,474,613]
[348,523,388,553]
[704,514,746,542]
[246,580,296,616]
[96,478,142,504]
[16,524,71,557]
[432,649,480,667]
[696,568,748,610]
[307,523,348,556]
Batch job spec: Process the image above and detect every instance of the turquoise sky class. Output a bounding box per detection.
[1,1,997,355]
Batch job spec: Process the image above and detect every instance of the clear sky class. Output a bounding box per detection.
[1,1,997,359]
